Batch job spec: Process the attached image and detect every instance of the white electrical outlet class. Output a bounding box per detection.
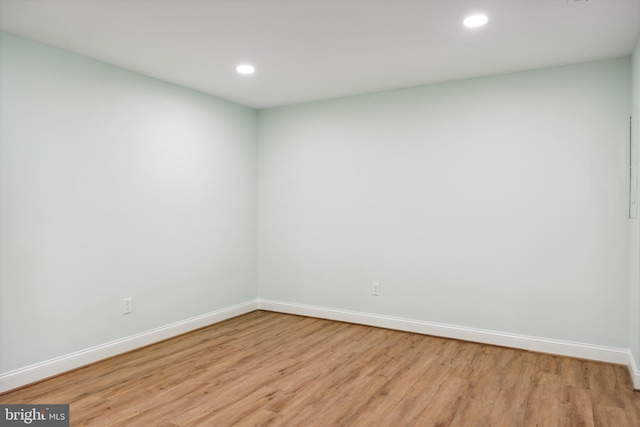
[567,0,589,6]
[123,297,133,314]
[372,282,380,296]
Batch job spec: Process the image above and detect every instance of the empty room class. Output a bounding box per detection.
[1,0,640,425]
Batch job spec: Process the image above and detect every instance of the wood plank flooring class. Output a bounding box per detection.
[1,310,639,426]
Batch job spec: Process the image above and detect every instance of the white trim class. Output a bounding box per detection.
[628,350,640,390]
[258,299,629,365]
[0,300,258,393]
[2,298,635,394]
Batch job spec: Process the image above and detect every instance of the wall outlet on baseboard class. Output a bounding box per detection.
[123,297,133,314]
[372,282,380,296]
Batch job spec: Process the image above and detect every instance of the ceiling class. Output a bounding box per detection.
[0,0,639,109]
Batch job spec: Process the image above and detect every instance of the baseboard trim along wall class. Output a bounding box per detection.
[2,298,636,393]
[628,350,640,390]
[257,298,633,371]
[0,299,258,393]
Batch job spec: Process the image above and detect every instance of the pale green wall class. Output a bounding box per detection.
[0,33,258,372]
[258,58,632,347]
[0,31,635,378]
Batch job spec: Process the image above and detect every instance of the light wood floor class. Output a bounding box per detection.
[1,310,639,426]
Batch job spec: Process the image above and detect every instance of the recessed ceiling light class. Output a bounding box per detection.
[236,64,255,75]
[463,14,489,28]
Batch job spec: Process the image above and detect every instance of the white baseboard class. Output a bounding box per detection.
[257,299,630,366]
[628,350,640,390]
[0,299,258,393]
[3,298,635,394]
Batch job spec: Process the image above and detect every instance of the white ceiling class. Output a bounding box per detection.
[0,0,639,109]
